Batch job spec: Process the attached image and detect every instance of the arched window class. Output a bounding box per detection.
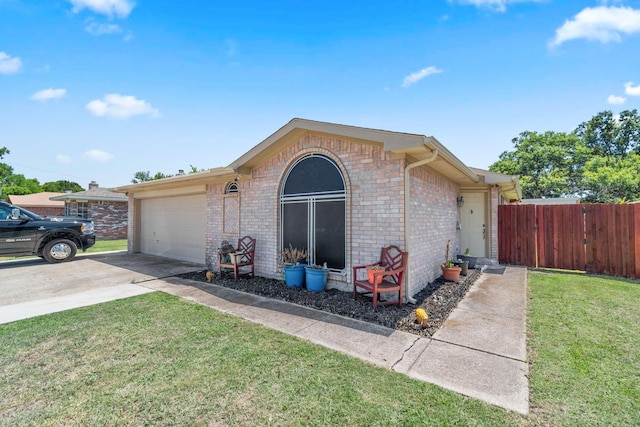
[225,181,238,194]
[280,154,346,270]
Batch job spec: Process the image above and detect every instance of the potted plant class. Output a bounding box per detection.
[279,245,308,288]
[366,264,385,285]
[453,258,469,275]
[305,263,328,292]
[458,248,477,269]
[217,240,235,265]
[441,240,462,282]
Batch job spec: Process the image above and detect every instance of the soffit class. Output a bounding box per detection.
[114,167,236,195]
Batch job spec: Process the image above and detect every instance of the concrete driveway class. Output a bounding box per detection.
[0,252,204,323]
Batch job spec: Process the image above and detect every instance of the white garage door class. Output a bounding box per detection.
[140,194,206,264]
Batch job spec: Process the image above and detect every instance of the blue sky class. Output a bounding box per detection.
[1,0,640,189]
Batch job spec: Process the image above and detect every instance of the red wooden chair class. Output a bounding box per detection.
[353,245,408,309]
[218,236,256,279]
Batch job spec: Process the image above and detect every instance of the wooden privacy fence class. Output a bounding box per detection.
[499,203,640,279]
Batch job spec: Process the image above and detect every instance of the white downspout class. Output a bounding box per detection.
[404,149,439,304]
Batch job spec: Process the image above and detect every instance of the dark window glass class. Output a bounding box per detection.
[281,155,346,270]
[315,201,345,269]
[283,155,344,196]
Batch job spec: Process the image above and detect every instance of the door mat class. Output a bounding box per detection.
[483,267,506,275]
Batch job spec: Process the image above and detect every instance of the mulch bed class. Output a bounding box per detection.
[176,269,481,338]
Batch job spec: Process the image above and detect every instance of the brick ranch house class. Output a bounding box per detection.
[50,182,128,240]
[115,118,521,298]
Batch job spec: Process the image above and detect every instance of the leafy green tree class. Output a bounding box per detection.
[575,109,640,158]
[491,110,640,202]
[131,170,173,184]
[581,154,640,203]
[490,131,586,199]
[42,180,84,193]
[1,174,42,196]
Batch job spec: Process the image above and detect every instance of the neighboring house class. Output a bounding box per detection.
[50,182,128,240]
[7,192,66,216]
[115,118,521,298]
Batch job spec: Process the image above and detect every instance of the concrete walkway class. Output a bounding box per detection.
[1,256,528,414]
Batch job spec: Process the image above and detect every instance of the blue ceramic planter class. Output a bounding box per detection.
[284,264,305,287]
[305,267,327,292]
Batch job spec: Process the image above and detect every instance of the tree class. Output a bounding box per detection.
[489,131,586,199]
[42,180,84,193]
[490,110,640,202]
[581,154,640,203]
[1,173,42,196]
[574,109,640,158]
[131,171,173,184]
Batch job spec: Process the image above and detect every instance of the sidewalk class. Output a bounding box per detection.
[146,266,529,414]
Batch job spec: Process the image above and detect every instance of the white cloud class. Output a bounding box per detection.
[550,6,640,47]
[86,93,160,119]
[56,154,72,164]
[625,81,640,96]
[402,66,443,88]
[0,51,22,74]
[82,150,114,162]
[31,88,67,101]
[85,20,123,35]
[607,94,626,105]
[450,0,541,13]
[68,0,134,18]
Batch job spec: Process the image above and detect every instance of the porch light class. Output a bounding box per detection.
[457,196,464,207]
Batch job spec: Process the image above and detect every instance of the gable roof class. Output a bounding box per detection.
[228,118,481,186]
[50,187,128,202]
[7,192,65,207]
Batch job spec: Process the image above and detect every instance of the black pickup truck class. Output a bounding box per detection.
[0,200,96,263]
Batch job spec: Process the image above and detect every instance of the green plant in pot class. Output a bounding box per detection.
[458,247,477,269]
[217,240,235,265]
[441,240,462,282]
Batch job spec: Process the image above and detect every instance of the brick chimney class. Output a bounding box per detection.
[88,181,99,190]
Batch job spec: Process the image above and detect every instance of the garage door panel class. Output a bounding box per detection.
[140,195,206,264]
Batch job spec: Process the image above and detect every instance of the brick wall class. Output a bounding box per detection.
[26,206,65,217]
[406,166,461,295]
[89,201,128,240]
[204,132,462,297]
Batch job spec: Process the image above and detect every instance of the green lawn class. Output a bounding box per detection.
[527,271,640,426]
[0,293,522,426]
[85,238,127,253]
[1,271,638,426]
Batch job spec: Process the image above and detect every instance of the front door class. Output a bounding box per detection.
[460,192,486,257]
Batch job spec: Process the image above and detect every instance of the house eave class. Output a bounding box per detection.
[114,167,236,193]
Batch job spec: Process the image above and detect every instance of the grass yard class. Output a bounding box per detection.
[1,270,638,426]
[0,292,522,427]
[85,238,127,253]
[527,271,640,426]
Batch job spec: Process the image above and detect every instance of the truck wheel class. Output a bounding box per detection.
[43,239,77,263]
